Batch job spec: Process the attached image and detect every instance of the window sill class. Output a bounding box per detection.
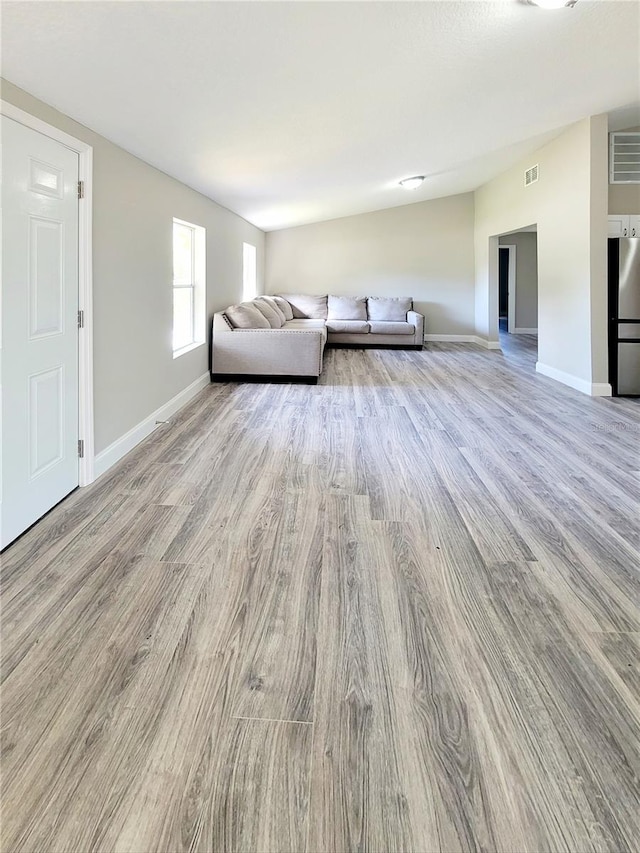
[173,341,205,360]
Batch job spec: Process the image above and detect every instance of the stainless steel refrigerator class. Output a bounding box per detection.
[608,237,640,397]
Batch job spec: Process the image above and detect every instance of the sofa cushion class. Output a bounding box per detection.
[225,302,271,329]
[283,318,327,342]
[326,320,370,334]
[368,321,415,335]
[367,296,413,322]
[271,295,294,321]
[279,294,328,320]
[253,297,284,328]
[283,319,327,331]
[327,295,367,321]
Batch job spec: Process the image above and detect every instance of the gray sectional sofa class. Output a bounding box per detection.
[210,294,424,383]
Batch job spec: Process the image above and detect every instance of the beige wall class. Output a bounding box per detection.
[475,115,609,389]
[266,194,476,336]
[609,184,640,214]
[590,116,609,386]
[499,232,538,330]
[1,79,265,453]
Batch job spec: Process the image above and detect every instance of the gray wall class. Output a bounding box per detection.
[1,79,265,453]
[499,232,538,330]
[266,193,476,336]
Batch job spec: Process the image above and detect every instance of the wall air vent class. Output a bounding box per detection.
[609,132,640,184]
[524,164,539,187]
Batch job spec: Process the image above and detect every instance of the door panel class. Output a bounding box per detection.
[30,366,64,477]
[1,117,79,548]
[29,158,64,199]
[29,216,64,337]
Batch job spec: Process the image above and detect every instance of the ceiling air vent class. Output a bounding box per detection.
[524,164,539,187]
[610,132,640,184]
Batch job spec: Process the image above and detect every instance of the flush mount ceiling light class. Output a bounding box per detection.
[527,0,577,8]
[399,176,425,190]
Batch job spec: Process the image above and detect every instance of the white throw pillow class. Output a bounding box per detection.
[253,297,284,328]
[272,295,294,320]
[260,295,287,324]
[367,297,413,322]
[225,303,271,329]
[327,295,367,321]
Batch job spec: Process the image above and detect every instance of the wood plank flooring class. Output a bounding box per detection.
[2,336,640,853]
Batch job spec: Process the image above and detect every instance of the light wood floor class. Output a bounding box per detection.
[1,337,639,853]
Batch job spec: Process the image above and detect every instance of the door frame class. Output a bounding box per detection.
[499,244,517,334]
[1,100,95,486]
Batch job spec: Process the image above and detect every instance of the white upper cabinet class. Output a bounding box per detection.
[608,214,640,238]
[609,133,640,184]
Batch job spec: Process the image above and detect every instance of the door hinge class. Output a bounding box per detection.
[78,439,85,459]
[77,309,84,329]
[78,180,84,200]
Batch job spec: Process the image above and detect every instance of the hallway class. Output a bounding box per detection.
[498,321,538,372]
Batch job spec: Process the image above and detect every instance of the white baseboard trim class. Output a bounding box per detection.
[475,337,502,350]
[513,327,538,335]
[424,334,475,343]
[424,334,501,350]
[590,382,613,397]
[93,372,210,480]
[535,362,612,397]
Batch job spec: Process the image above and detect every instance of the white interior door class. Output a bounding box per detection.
[1,116,80,549]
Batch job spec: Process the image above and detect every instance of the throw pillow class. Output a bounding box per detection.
[367,296,413,322]
[259,295,287,324]
[271,295,294,321]
[225,303,271,329]
[253,297,284,328]
[327,295,367,321]
[278,294,328,320]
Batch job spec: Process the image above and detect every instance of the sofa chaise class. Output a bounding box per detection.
[210,294,424,383]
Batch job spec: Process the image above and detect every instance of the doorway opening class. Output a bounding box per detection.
[498,245,515,334]
[496,226,538,368]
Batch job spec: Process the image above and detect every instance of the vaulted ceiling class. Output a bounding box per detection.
[2,1,639,230]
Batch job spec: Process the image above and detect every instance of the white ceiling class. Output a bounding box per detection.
[1,1,639,231]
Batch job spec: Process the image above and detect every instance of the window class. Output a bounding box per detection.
[173,218,205,357]
[242,242,257,301]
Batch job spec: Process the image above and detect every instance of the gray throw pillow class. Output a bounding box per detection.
[225,303,271,329]
[367,297,413,322]
[279,294,328,320]
[327,295,367,321]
